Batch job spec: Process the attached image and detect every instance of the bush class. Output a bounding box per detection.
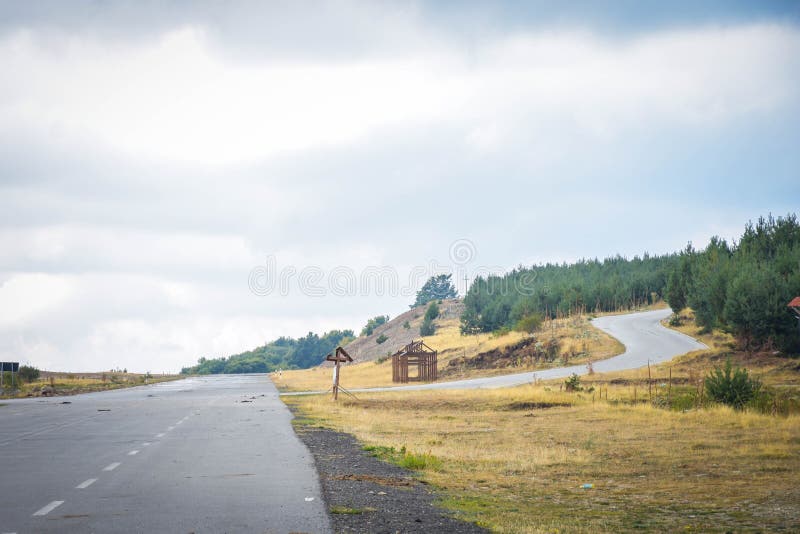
[18,365,40,383]
[704,359,761,409]
[492,326,512,337]
[420,317,435,336]
[514,313,543,334]
[424,301,440,321]
[403,321,410,330]
[420,301,439,336]
[376,334,388,345]
[565,373,582,392]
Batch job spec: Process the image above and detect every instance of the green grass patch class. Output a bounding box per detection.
[399,452,443,470]
[362,444,443,471]
[290,417,318,427]
[330,506,375,515]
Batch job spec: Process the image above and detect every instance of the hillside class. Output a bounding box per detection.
[339,299,464,363]
[277,300,625,392]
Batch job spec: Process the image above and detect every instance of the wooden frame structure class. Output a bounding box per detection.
[326,346,353,400]
[392,340,438,383]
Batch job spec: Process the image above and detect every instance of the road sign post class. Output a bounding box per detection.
[325,347,353,401]
[1,361,20,389]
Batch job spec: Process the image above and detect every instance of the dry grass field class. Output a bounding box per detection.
[276,313,624,392]
[287,383,800,533]
[285,306,800,532]
[0,371,181,399]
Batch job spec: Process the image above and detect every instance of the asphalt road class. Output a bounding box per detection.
[0,375,331,533]
[290,308,707,395]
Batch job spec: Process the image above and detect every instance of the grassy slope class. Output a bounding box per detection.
[287,382,800,533]
[664,309,800,387]
[275,309,624,392]
[285,307,800,532]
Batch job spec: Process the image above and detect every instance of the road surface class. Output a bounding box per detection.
[0,375,331,533]
[286,308,707,395]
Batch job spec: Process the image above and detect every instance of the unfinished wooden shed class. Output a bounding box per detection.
[391,340,438,383]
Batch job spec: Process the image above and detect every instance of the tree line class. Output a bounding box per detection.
[181,329,354,375]
[461,254,675,334]
[666,213,800,353]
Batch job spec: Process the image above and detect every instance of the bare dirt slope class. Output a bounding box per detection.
[340,299,464,363]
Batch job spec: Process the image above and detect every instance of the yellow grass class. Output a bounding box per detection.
[287,384,800,532]
[0,371,181,399]
[276,314,624,392]
[661,309,800,387]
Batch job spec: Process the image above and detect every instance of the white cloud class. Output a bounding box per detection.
[1,23,797,167]
[0,26,464,166]
[0,225,259,274]
[0,273,75,326]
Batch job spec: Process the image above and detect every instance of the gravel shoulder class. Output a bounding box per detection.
[291,413,486,533]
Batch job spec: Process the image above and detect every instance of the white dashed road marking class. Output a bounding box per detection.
[167,426,175,431]
[76,478,97,489]
[142,441,151,447]
[128,450,139,456]
[33,500,64,516]
[103,462,121,472]
[156,433,165,438]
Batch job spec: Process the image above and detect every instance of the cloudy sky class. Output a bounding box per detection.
[1,1,798,373]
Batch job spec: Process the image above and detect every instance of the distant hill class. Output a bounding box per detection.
[181,329,354,375]
[339,299,464,363]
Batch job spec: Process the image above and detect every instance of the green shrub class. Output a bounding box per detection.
[376,334,388,345]
[704,359,761,409]
[18,365,40,383]
[420,318,435,336]
[420,302,439,336]
[514,313,543,333]
[424,301,440,321]
[492,326,512,337]
[403,321,411,329]
[565,373,582,392]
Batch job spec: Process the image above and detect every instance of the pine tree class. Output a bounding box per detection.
[412,274,458,307]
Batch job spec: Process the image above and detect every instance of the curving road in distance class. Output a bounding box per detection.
[286,307,707,395]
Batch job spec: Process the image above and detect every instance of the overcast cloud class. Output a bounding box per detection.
[1,1,798,372]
